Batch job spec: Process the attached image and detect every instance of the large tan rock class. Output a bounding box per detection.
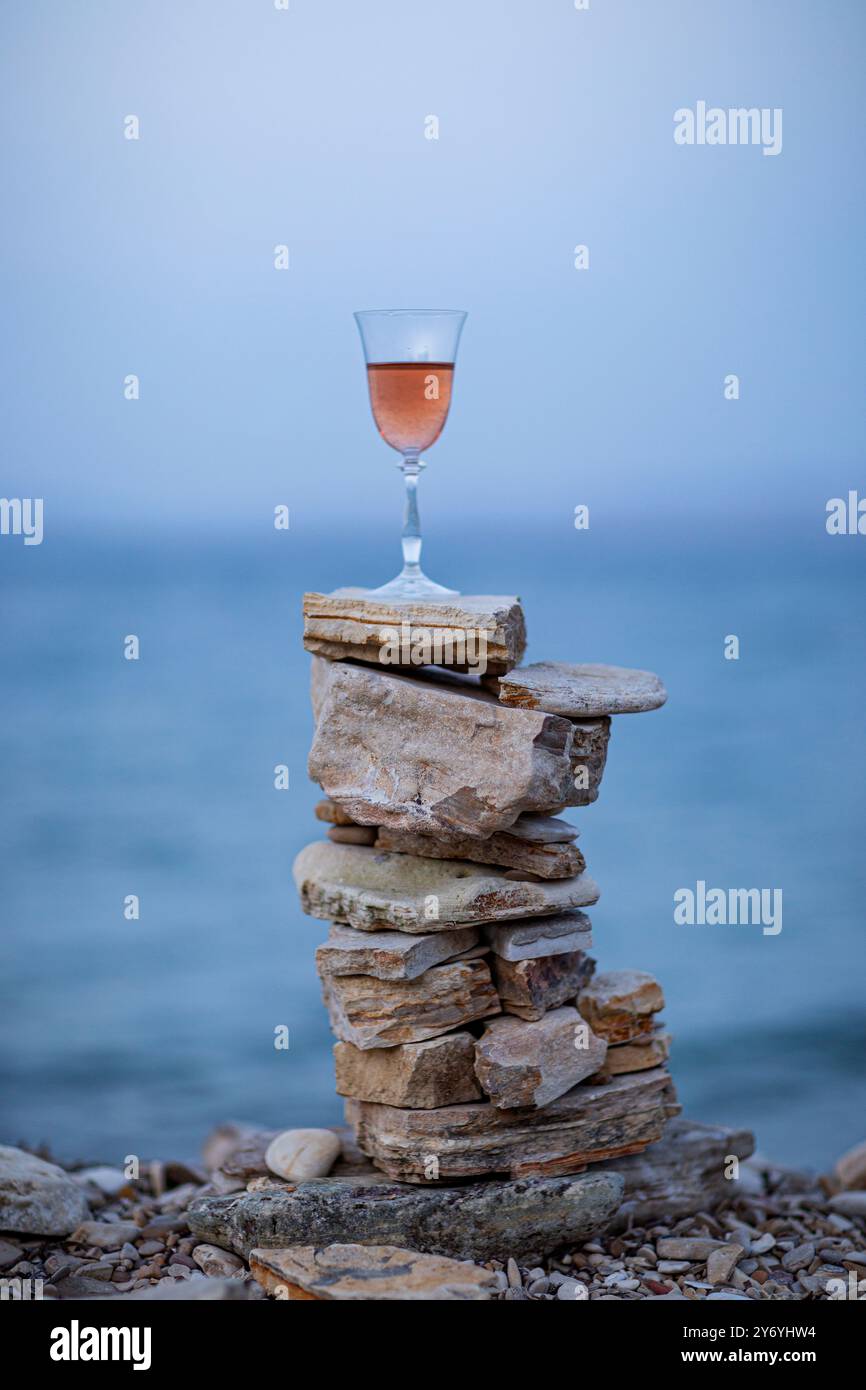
[316,923,479,981]
[474,1007,608,1109]
[491,949,595,1020]
[250,1242,497,1300]
[490,661,667,717]
[483,910,593,961]
[322,958,500,1049]
[334,1034,482,1108]
[303,590,526,675]
[373,824,585,880]
[293,840,600,934]
[307,659,609,837]
[347,1068,679,1181]
[577,970,665,1043]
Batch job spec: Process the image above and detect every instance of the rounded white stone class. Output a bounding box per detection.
[264,1129,341,1181]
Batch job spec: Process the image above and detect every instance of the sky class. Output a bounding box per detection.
[2,0,864,533]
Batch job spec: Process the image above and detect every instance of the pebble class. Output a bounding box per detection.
[136,1240,164,1257]
[556,1278,585,1301]
[70,1220,141,1250]
[656,1260,690,1274]
[828,1192,866,1217]
[506,1257,522,1288]
[0,1240,23,1270]
[192,1243,246,1278]
[264,1129,341,1182]
[707,1245,744,1285]
[750,1232,775,1255]
[527,1277,549,1296]
[782,1242,815,1272]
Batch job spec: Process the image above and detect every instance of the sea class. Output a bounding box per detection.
[1,521,864,1171]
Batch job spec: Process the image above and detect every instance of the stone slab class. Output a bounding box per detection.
[315,923,479,981]
[600,1028,672,1077]
[492,949,595,1020]
[250,1242,497,1300]
[321,958,500,1049]
[483,910,593,961]
[474,1006,608,1109]
[577,970,665,1044]
[373,824,585,880]
[334,1034,483,1108]
[294,840,600,934]
[491,662,667,717]
[599,1117,756,1230]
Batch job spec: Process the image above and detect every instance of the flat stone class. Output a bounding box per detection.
[597,1117,757,1230]
[315,922,479,981]
[250,1242,497,1301]
[314,799,358,827]
[71,1167,130,1197]
[491,662,667,717]
[307,659,609,837]
[347,1068,679,1181]
[70,1220,141,1250]
[322,958,500,1049]
[483,911,593,961]
[98,1277,260,1301]
[265,1129,341,1181]
[505,814,578,844]
[834,1139,866,1191]
[294,840,599,934]
[829,1192,866,1217]
[600,1027,672,1076]
[474,1007,607,1109]
[374,824,585,880]
[327,825,377,845]
[577,970,665,1043]
[334,1034,482,1108]
[707,1244,744,1284]
[491,949,595,1020]
[656,1237,729,1261]
[302,591,526,675]
[188,1169,624,1263]
[0,1146,91,1236]
[191,1243,246,1278]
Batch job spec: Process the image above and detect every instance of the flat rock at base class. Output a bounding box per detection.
[0,1145,91,1236]
[294,840,599,934]
[316,923,480,980]
[250,1242,497,1300]
[348,1068,679,1181]
[600,1028,671,1076]
[483,910,593,961]
[374,824,585,880]
[302,591,526,675]
[335,1034,482,1107]
[599,1116,756,1229]
[474,1007,607,1109]
[322,958,500,1049]
[578,970,665,1043]
[491,662,667,717]
[188,1169,624,1262]
[308,658,609,837]
[492,949,595,1020]
[265,1129,341,1181]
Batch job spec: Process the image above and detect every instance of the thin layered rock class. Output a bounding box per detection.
[600,1027,672,1077]
[308,658,609,836]
[483,910,593,961]
[303,591,527,675]
[577,969,665,1044]
[489,661,667,717]
[474,1007,608,1109]
[321,958,500,1049]
[334,1034,483,1108]
[374,824,585,880]
[491,949,595,1020]
[294,840,599,934]
[250,1242,498,1300]
[316,923,480,981]
[347,1068,680,1181]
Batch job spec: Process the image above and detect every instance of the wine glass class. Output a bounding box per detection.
[354,309,467,599]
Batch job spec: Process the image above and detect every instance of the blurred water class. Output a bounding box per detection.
[1,522,864,1170]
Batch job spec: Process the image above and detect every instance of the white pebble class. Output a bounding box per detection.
[264,1128,341,1181]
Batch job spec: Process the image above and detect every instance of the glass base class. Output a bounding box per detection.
[367,568,459,601]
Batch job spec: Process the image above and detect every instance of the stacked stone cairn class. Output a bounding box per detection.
[294,590,683,1186]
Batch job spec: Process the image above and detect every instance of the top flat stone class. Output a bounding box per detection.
[303,591,526,675]
[491,662,667,717]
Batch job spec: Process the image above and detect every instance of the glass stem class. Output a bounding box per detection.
[399,455,425,580]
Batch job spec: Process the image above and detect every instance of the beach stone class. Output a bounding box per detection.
[781,1241,815,1272]
[503,814,578,844]
[101,1276,260,1301]
[598,1117,756,1229]
[327,825,377,846]
[834,1139,866,1191]
[307,659,609,837]
[334,1034,482,1108]
[322,958,500,1049]
[294,840,599,934]
[0,1239,23,1269]
[0,1146,90,1236]
[600,1028,672,1077]
[492,949,595,1020]
[656,1237,728,1261]
[474,1007,608,1109]
[483,911,593,961]
[829,1192,866,1217]
[189,1169,624,1262]
[347,1067,678,1181]
[577,970,665,1044]
[374,824,585,881]
[265,1129,341,1181]
[71,1167,130,1197]
[191,1243,246,1278]
[491,661,667,718]
[303,590,527,674]
[70,1220,141,1250]
[315,923,479,981]
[250,1242,497,1301]
[706,1244,744,1284]
[315,799,358,827]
